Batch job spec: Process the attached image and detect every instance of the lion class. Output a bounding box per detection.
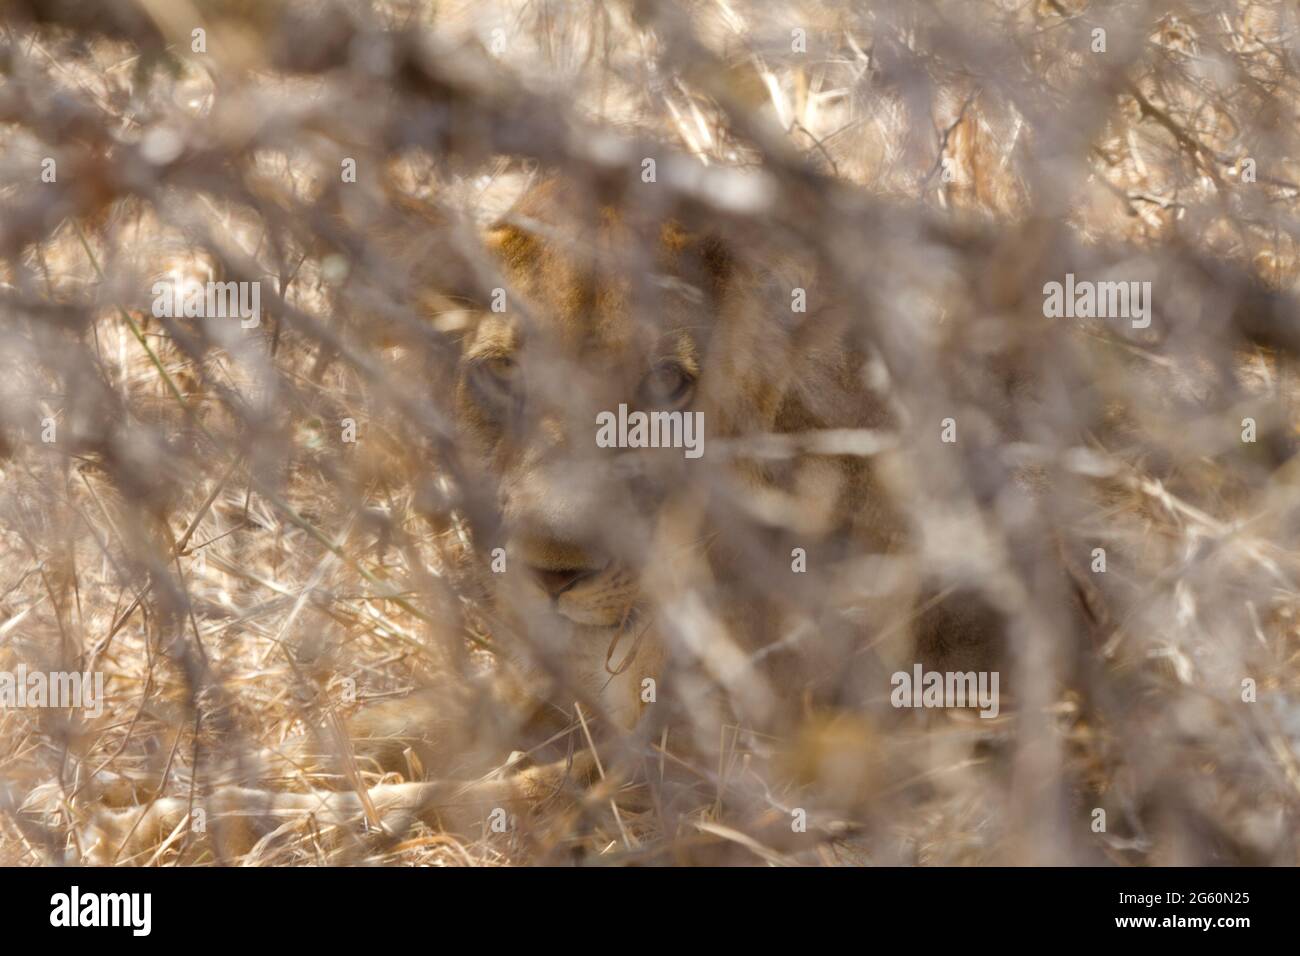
[59,175,1007,864]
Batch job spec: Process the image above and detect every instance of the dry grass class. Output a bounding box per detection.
[1,0,1299,866]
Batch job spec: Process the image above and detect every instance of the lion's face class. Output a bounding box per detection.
[457,309,701,631]
[448,182,897,724]
[454,190,730,649]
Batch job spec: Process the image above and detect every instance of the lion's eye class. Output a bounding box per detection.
[638,362,693,408]
[469,355,521,411]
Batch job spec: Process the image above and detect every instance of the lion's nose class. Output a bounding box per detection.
[526,565,601,599]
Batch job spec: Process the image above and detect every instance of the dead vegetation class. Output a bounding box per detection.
[1,0,1299,866]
